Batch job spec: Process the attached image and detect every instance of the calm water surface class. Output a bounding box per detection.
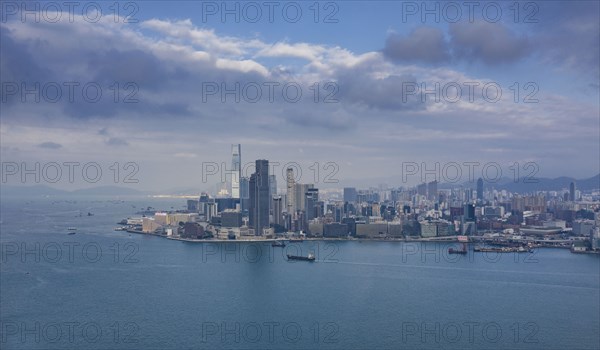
[1,197,598,349]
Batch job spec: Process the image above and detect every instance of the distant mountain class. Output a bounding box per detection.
[442,174,600,193]
[70,186,146,196]
[0,184,148,196]
[0,184,68,196]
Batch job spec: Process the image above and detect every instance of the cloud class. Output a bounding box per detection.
[37,142,62,149]
[106,137,129,146]
[383,27,450,64]
[449,21,531,64]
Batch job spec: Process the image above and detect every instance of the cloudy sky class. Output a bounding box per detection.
[1,1,598,191]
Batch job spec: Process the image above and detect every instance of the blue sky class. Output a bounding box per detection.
[1,1,598,191]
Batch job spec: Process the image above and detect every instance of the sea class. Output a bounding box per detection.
[1,196,599,349]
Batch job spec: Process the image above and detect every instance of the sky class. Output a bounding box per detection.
[1,0,599,192]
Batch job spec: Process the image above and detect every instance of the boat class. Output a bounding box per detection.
[67,227,77,231]
[87,212,94,216]
[448,243,468,254]
[287,253,315,261]
[272,241,286,247]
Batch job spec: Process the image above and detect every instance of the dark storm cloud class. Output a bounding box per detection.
[382,27,450,64]
[449,21,530,64]
[37,142,62,149]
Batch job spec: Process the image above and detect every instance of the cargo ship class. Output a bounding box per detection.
[287,253,315,261]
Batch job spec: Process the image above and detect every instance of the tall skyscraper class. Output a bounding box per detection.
[269,174,277,211]
[249,160,270,235]
[230,144,241,199]
[286,168,295,214]
[295,183,314,212]
[272,195,283,226]
[569,182,576,201]
[305,188,319,220]
[476,178,484,201]
[427,181,438,201]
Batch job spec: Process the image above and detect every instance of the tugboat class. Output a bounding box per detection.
[272,241,286,247]
[287,253,315,261]
[448,243,468,254]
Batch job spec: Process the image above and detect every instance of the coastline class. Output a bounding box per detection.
[124,229,599,253]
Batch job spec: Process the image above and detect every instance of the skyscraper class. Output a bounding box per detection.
[476,178,484,201]
[295,183,314,212]
[230,144,241,199]
[269,174,277,211]
[427,181,438,201]
[569,182,576,201]
[343,187,357,202]
[272,195,283,226]
[286,168,295,214]
[249,160,269,235]
[305,188,319,220]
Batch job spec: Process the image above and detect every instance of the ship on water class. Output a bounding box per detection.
[287,253,315,261]
[272,241,286,247]
[448,243,468,254]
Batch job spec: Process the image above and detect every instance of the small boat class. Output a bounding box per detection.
[272,241,286,247]
[287,253,315,261]
[448,243,468,254]
[87,212,94,216]
[67,227,77,231]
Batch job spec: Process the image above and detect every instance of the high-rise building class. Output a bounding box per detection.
[417,183,427,197]
[272,196,283,226]
[476,178,484,201]
[305,188,319,220]
[569,182,576,201]
[230,144,241,199]
[464,203,476,222]
[240,177,250,212]
[269,174,277,211]
[295,183,314,212]
[249,160,270,235]
[343,187,357,203]
[427,181,438,201]
[286,168,295,214]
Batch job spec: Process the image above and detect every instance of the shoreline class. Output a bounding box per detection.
[125,230,599,253]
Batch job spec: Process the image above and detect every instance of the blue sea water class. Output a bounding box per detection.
[1,196,599,349]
